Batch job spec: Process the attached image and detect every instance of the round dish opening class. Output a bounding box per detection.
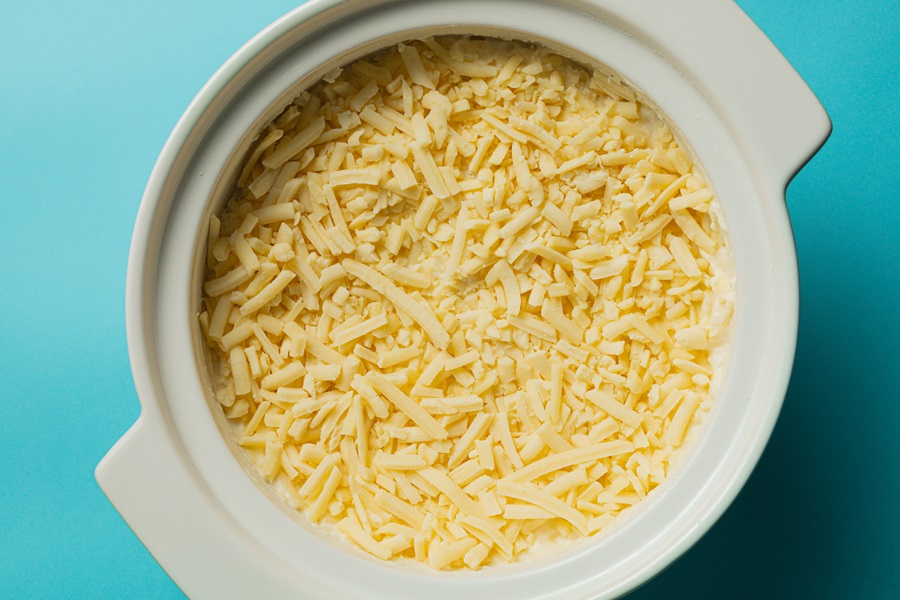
[190,30,736,574]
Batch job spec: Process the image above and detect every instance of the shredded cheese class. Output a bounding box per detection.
[200,36,733,571]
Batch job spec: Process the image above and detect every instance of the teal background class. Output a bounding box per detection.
[1,0,897,597]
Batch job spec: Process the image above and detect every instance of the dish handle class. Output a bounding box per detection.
[95,411,296,598]
[627,0,832,186]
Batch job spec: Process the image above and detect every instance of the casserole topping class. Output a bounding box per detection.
[200,37,733,569]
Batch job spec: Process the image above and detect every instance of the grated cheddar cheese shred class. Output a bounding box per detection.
[200,37,734,570]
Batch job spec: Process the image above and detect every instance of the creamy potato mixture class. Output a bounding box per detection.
[199,37,733,569]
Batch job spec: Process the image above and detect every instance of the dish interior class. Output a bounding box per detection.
[191,32,735,572]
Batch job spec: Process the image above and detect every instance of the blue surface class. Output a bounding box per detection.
[0,1,897,597]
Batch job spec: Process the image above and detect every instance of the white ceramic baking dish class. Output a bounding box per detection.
[96,0,830,597]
